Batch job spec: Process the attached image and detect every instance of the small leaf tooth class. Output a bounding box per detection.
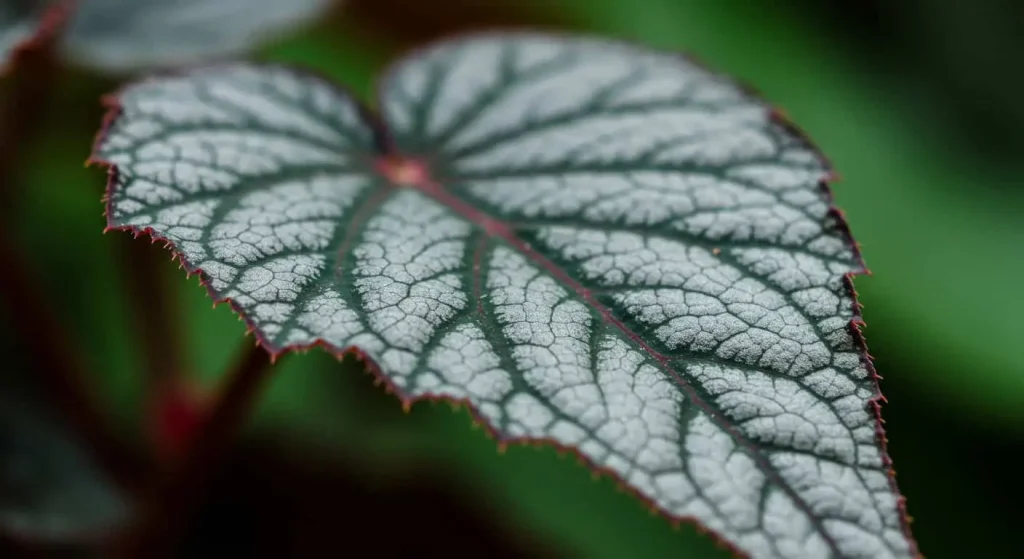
[496,443,507,454]
[401,401,411,413]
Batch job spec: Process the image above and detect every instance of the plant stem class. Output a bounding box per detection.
[117,341,275,557]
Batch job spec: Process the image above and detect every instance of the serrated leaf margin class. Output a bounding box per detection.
[87,32,919,559]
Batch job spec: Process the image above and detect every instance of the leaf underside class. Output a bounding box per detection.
[94,33,916,559]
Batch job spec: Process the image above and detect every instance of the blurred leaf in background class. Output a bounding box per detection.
[789,0,1024,165]
[0,400,126,544]
[0,348,128,546]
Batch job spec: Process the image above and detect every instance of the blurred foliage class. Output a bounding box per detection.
[2,1,1023,558]
[0,343,127,544]
[789,0,1024,164]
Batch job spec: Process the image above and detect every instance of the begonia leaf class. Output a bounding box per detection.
[93,33,917,559]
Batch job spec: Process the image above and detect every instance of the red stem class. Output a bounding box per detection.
[117,341,275,557]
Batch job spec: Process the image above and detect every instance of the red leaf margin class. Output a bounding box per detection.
[86,31,921,559]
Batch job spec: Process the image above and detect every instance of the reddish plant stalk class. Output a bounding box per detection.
[116,341,275,557]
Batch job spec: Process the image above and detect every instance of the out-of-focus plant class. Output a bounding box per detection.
[0,0,334,72]
[0,0,337,554]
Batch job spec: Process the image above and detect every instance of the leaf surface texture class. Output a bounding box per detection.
[95,33,915,559]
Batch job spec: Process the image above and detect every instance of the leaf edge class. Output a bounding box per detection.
[371,29,918,557]
[87,42,920,557]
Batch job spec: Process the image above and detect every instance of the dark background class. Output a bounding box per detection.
[2,1,1022,557]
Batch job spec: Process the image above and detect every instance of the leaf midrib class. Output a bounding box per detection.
[398,168,843,555]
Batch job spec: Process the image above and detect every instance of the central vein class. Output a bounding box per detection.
[373,157,842,554]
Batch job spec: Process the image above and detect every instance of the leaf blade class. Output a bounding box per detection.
[95,33,917,559]
[96,63,391,354]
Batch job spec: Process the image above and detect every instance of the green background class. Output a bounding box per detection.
[4,1,1022,557]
